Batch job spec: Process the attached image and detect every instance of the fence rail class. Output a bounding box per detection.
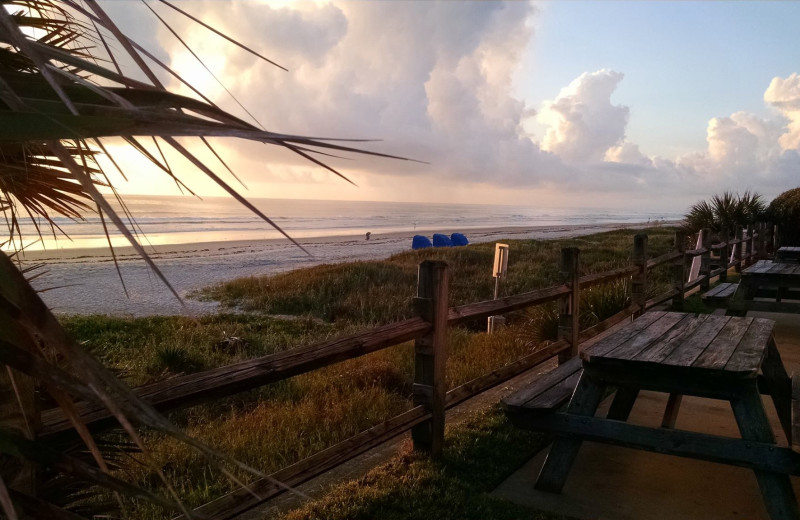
[35,222,776,520]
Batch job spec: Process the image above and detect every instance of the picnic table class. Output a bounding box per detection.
[728,260,800,315]
[504,311,800,520]
[777,247,800,264]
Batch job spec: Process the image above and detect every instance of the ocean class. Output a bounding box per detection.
[8,195,683,252]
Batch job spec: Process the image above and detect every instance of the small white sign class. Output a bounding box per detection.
[493,243,509,278]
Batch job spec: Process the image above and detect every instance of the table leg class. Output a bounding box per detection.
[536,372,605,493]
[606,386,639,421]
[730,381,799,520]
[727,281,751,317]
[661,393,683,428]
[761,337,793,442]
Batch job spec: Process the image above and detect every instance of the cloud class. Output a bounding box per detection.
[99,2,799,207]
[539,70,629,163]
[135,1,583,187]
[604,142,652,167]
[764,73,800,150]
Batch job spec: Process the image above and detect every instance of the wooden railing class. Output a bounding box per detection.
[38,223,775,520]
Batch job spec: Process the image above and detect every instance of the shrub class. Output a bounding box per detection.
[767,187,800,246]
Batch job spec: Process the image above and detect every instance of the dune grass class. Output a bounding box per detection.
[280,406,569,520]
[60,226,678,518]
[198,227,677,325]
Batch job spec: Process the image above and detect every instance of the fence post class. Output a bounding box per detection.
[734,226,743,273]
[558,247,580,364]
[412,260,449,457]
[699,228,711,292]
[757,222,767,260]
[632,234,648,315]
[718,226,729,283]
[746,224,755,266]
[671,231,686,310]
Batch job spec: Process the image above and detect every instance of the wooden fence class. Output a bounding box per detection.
[38,223,774,520]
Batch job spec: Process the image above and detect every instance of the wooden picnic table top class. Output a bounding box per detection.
[743,259,800,275]
[777,247,800,263]
[580,312,775,378]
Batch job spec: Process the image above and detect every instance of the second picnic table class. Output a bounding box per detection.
[504,311,800,520]
[728,259,800,315]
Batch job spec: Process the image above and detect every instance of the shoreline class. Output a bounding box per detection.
[22,221,679,317]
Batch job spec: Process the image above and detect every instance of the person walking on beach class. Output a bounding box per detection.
[365,231,371,240]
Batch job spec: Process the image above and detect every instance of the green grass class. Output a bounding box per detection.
[59,226,680,519]
[197,228,677,326]
[281,406,571,520]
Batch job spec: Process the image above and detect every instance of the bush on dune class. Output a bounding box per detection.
[767,187,800,246]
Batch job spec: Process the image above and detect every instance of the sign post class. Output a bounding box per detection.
[488,243,509,333]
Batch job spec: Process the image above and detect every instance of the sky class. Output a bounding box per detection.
[98,1,800,213]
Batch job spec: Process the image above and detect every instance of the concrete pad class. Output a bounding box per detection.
[493,313,800,520]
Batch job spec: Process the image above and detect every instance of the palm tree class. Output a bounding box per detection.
[0,2,406,518]
[683,191,765,239]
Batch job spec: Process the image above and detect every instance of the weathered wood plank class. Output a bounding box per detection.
[41,316,432,437]
[525,371,582,412]
[614,313,695,361]
[606,386,639,421]
[512,412,800,476]
[182,404,431,520]
[189,338,576,520]
[758,337,793,444]
[634,313,712,363]
[661,315,731,367]
[534,372,605,493]
[691,317,754,370]
[730,382,800,520]
[599,312,687,361]
[646,250,683,270]
[412,261,449,456]
[724,319,775,373]
[578,265,638,289]
[504,311,663,409]
[661,393,683,428]
[447,284,571,325]
[644,288,680,310]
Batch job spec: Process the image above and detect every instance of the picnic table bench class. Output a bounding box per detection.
[503,311,800,520]
[702,282,739,308]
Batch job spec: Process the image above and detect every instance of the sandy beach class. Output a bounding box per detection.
[19,222,675,317]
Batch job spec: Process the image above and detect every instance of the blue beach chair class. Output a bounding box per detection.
[450,233,469,246]
[433,234,453,247]
[412,235,432,250]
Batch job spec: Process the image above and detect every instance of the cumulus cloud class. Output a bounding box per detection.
[764,73,800,150]
[122,1,586,188]
[604,142,651,167]
[101,2,799,205]
[539,70,629,163]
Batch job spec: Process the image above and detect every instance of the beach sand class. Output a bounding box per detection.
[19,222,674,316]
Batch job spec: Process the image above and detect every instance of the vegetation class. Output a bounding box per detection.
[57,226,675,519]
[683,191,765,238]
[200,227,676,326]
[281,407,570,520]
[0,2,407,518]
[767,187,800,246]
